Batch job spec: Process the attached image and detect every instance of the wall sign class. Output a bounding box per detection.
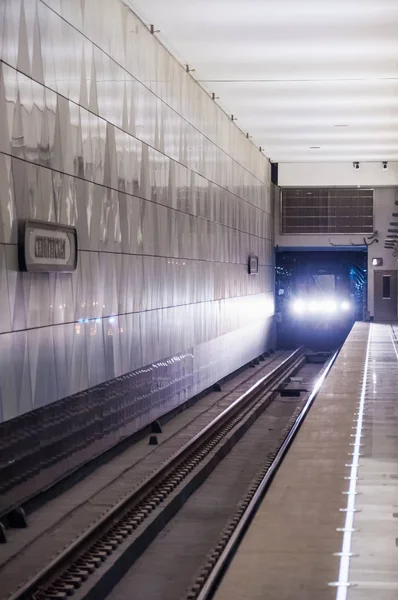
[248,255,259,275]
[19,220,78,272]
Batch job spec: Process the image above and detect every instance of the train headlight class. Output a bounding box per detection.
[291,299,306,314]
[308,300,320,313]
[324,299,338,313]
[290,297,351,317]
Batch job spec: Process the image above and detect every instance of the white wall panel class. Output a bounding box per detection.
[279,161,398,188]
[0,0,273,431]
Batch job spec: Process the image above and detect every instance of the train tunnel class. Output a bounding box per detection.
[0,1,397,599]
[276,249,368,349]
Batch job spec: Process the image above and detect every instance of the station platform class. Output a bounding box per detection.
[213,322,398,600]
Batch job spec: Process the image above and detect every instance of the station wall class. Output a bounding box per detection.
[0,0,273,500]
[279,161,398,188]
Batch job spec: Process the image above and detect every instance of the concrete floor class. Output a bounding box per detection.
[347,324,398,600]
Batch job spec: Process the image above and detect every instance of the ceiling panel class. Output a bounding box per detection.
[128,0,398,162]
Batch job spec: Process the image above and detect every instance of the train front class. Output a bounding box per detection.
[276,260,365,349]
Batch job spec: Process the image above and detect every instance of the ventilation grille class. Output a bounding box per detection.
[281,188,374,234]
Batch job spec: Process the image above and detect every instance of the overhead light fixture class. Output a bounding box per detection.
[310,146,321,149]
[382,161,388,171]
[353,162,360,170]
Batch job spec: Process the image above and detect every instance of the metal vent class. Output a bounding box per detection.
[281,188,374,234]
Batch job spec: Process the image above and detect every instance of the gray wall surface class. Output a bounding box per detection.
[0,0,274,425]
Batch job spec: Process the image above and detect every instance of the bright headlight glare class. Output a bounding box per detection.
[291,297,351,316]
[308,301,319,312]
[292,299,306,314]
[324,299,337,313]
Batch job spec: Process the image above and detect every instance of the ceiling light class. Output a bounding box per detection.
[310,146,321,149]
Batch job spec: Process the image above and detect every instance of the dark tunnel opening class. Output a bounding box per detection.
[275,250,368,350]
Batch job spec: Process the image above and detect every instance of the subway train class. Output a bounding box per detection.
[275,251,367,349]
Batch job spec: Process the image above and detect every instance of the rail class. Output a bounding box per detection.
[195,348,339,600]
[8,347,306,600]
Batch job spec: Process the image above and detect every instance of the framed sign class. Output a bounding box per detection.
[248,255,259,275]
[19,220,78,272]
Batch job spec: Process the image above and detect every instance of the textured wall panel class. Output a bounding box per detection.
[0,315,274,515]
[0,0,274,510]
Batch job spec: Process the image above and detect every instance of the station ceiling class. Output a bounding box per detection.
[129,0,398,163]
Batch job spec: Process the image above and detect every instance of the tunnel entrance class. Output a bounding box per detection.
[275,250,367,350]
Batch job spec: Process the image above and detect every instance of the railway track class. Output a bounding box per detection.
[191,349,338,600]
[3,347,325,600]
